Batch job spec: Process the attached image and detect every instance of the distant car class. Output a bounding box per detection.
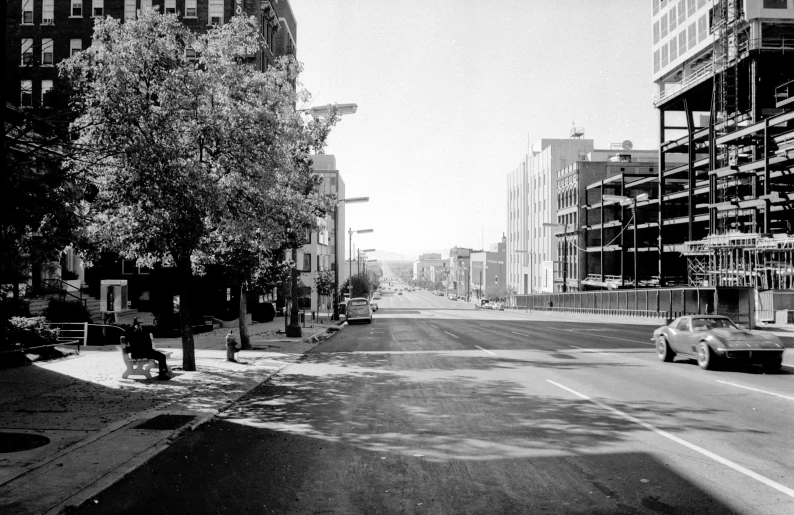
[652,315,784,371]
[372,292,381,300]
[345,297,373,324]
[398,292,403,295]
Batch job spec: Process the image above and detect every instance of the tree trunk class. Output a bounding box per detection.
[177,258,196,371]
[239,282,251,350]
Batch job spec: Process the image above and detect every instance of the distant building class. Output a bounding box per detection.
[507,136,594,295]
[470,236,506,299]
[447,247,472,299]
[301,155,345,313]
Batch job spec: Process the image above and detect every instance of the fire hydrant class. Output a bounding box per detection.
[225,330,239,362]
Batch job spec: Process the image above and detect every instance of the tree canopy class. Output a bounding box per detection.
[61,9,337,369]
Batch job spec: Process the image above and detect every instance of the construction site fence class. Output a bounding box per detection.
[512,288,715,320]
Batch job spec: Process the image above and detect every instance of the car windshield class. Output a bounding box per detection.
[692,318,737,330]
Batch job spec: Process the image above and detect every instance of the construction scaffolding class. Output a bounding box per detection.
[683,233,794,289]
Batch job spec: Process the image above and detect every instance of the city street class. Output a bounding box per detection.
[78,289,794,514]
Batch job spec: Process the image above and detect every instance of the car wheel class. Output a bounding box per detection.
[696,341,717,370]
[367,318,372,324]
[656,336,675,362]
[762,359,782,373]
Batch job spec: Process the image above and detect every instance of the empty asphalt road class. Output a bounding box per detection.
[78,289,794,514]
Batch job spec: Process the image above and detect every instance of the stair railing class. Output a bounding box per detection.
[40,277,88,308]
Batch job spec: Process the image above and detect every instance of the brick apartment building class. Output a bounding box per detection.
[7,0,296,110]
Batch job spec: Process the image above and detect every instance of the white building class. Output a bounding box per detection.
[506,137,595,295]
[298,155,345,314]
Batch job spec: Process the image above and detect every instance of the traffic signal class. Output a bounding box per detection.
[494,276,498,284]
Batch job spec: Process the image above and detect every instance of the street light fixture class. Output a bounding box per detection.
[542,222,571,293]
[288,104,359,336]
[332,197,368,320]
[602,193,649,289]
[348,228,374,284]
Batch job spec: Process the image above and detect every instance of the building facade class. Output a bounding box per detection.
[654,0,794,290]
[301,155,345,314]
[506,135,595,295]
[8,0,296,110]
[469,236,506,299]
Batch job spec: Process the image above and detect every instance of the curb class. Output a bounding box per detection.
[34,351,311,514]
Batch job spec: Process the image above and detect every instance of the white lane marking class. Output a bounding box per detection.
[429,324,439,329]
[570,345,612,356]
[547,380,794,500]
[561,328,653,346]
[444,331,459,339]
[715,380,794,402]
[475,345,497,356]
[511,331,531,337]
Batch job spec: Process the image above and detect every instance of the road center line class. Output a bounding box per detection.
[715,380,794,402]
[570,345,612,356]
[475,345,497,356]
[511,331,531,337]
[429,324,439,329]
[561,328,654,346]
[444,331,459,339]
[546,380,794,500]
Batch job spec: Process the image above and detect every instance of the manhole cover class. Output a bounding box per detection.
[135,414,195,430]
[0,433,50,453]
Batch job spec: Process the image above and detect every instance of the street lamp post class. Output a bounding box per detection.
[542,222,570,293]
[348,228,373,291]
[290,103,359,335]
[333,197,368,320]
[603,193,648,289]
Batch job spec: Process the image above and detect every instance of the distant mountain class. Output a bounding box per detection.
[370,251,417,262]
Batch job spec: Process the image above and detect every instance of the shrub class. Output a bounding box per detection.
[3,317,60,351]
[42,298,92,323]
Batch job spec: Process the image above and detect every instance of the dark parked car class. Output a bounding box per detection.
[652,315,784,371]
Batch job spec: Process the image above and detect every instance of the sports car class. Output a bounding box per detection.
[652,315,784,371]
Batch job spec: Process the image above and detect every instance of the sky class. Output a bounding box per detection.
[290,0,656,261]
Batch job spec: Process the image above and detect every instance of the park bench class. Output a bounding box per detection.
[120,334,173,379]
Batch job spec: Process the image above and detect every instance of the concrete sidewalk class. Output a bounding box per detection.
[0,317,338,515]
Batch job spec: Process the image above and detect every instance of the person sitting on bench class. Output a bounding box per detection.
[130,318,170,380]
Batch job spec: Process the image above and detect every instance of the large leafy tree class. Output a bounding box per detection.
[61,9,330,370]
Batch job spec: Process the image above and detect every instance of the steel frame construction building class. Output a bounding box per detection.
[654,0,794,289]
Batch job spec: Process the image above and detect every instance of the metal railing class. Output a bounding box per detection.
[40,277,88,308]
[513,287,715,320]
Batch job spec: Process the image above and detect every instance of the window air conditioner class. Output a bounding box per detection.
[42,18,54,25]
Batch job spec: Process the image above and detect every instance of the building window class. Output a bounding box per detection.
[687,0,696,16]
[22,0,33,23]
[70,39,82,57]
[165,0,176,14]
[653,0,660,15]
[662,44,669,68]
[697,14,707,42]
[21,39,34,66]
[653,21,660,44]
[185,47,197,60]
[763,0,787,7]
[42,39,54,66]
[124,0,136,20]
[72,0,83,17]
[661,13,668,38]
[688,22,697,48]
[670,37,677,61]
[302,253,311,272]
[669,8,677,31]
[697,0,706,8]
[185,0,197,17]
[41,80,53,107]
[92,0,104,17]
[43,0,54,24]
[678,30,687,54]
[140,0,152,12]
[21,81,33,107]
[678,0,686,24]
[209,0,224,25]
